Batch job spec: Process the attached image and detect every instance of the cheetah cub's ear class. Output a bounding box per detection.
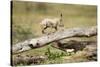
[60,13,63,22]
[60,13,62,17]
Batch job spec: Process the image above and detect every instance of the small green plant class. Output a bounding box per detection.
[45,48,66,60]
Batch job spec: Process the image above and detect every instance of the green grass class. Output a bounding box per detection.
[12,1,97,65]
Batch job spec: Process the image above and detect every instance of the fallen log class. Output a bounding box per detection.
[51,40,97,52]
[61,41,97,62]
[12,26,97,54]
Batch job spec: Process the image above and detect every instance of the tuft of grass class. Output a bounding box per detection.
[44,47,66,60]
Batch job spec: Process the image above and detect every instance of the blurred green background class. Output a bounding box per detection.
[12,1,97,64]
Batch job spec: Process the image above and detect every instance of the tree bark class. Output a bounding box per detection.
[12,26,97,54]
[51,40,97,52]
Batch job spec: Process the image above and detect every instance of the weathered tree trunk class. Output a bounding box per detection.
[61,41,97,61]
[12,26,97,54]
[51,40,97,52]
